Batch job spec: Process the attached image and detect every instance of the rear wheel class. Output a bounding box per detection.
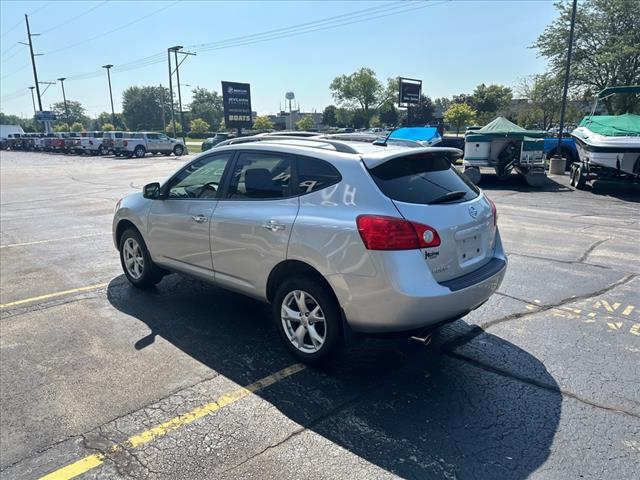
[575,164,588,190]
[463,167,481,185]
[119,228,164,288]
[273,276,343,365]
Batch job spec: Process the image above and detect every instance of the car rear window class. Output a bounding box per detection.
[369,152,479,205]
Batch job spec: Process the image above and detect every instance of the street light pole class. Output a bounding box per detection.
[57,77,70,127]
[28,87,37,117]
[102,64,116,126]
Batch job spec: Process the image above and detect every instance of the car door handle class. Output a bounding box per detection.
[262,220,286,232]
[191,214,209,224]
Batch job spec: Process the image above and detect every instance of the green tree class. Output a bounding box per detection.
[102,123,115,131]
[165,122,183,135]
[444,103,477,135]
[410,95,435,125]
[94,112,124,130]
[122,86,171,131]
[330,68,395,127]
[190,118,210,133]
[253,115,275,131]
[70,122,84,132]
[52,100,88,126]
[472,83,513,123]
[369,115,381,128]
[534,0,640,113]
[296,115,315,131]
[378,101,398,127]
[434,97,452,113]
[322,105,337,126]
[53,123,70,132]
[518,73,563,129]
[189,87,223,129]
[335,108,352,127]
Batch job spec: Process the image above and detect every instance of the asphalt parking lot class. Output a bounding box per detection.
[1,150,639,480]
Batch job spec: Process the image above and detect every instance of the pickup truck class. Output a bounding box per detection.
[102,131,127,155]
[121,132,186,158]
[77,131,106,155]
[544,136,578,169]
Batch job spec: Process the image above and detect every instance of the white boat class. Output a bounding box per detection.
[570,86,640,178]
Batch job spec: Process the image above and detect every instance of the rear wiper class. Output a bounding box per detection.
[428,190,467,204]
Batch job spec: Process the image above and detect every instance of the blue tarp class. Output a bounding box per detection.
[389,127,441,144]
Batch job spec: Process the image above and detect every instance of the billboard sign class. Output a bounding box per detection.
[35,111,56,122]
[222,81,252,129]
[398,78,422,105]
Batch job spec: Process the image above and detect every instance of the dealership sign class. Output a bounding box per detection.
[222,81,253,129]
[35,111,56,122]
[398,78,422,105]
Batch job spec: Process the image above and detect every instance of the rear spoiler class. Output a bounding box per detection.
[362,147,463,169]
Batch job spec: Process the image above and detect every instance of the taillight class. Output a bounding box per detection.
[123,140,128,147]
[356,215,440,250]
[488,197,497,226]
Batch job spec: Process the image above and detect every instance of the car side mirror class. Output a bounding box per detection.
[143,182,161,199]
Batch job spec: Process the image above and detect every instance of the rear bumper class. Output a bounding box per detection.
[329,233,507,334]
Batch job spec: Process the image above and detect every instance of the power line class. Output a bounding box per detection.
[0,2,51,39]
[42,1,181,56]
[39,0,110,35]
[64,0,443,82]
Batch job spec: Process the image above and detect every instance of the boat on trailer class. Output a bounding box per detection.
[462,116,547,187]
[569,85,640,189]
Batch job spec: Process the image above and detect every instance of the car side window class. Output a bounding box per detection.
[147,133,159,140]
[167,153,233,199]
[296,157,342,194]
[225,152,292,200]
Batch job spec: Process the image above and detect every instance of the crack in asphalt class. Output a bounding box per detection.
[445,350,640,419]
[576,238,610,263]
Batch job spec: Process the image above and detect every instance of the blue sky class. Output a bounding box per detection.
[1,0,558,118]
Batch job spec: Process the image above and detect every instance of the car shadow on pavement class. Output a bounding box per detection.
[107,274,561,480]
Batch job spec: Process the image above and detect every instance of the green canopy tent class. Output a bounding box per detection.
[466,116,546,139]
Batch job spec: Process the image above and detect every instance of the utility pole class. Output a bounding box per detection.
[22,15,42,112]
[169,45,195,142]
[57,77,70,127]
[167,49,177,138]
[159,84,166,132]
[556,0,578,157]
[102,64,116,126]
[28,87,36,117]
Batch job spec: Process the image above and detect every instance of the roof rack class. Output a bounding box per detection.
[218,135,360,154]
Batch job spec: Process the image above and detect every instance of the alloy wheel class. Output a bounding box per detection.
[123,237,144,279]
[281,290,327,354]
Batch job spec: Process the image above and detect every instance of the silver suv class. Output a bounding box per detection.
[113,137,506,363]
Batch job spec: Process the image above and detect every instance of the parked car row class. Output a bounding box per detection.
[1,131,187,157]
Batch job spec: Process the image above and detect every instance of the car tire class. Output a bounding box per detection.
[575,164,587,190]
[273,275,343,365]
[173,145,184,156]
[97,145,104,155]
[119,228,164,288]
[134,145,146,158]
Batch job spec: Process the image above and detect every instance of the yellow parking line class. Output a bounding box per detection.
[0,232,110,249]
[39,363,305,480]
[0,283,109,309]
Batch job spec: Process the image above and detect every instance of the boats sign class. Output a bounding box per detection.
[222,81,253,129]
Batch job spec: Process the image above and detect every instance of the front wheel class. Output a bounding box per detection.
[134,145,146,158]
[119,228,164,288]
[173,145,184,156]
[273,276,343,365]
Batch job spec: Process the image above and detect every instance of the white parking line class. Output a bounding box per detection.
[0,232,110,249]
